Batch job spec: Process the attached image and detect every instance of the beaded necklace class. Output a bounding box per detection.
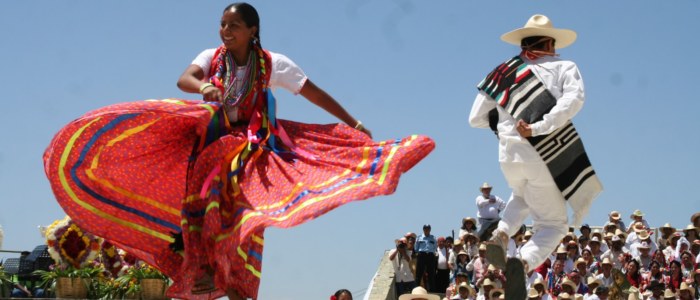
[212,48,260,108]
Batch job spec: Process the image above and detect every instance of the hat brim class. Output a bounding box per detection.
[399,294,441,300]
[501,27,577,49]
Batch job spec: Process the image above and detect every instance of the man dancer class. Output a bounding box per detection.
[469,14,602,299]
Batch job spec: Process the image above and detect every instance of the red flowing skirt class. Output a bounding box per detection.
[43,99,434,299]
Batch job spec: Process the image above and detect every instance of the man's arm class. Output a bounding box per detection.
[529,63,585,136]
[469,91,497,129]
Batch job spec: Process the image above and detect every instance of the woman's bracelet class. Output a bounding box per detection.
[199,83,214,94]
[354,121,364,131]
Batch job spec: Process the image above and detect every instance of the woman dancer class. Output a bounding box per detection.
[43,3,434,299]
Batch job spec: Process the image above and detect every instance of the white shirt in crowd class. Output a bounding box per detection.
[438,247,449,270]
[390,249,414,283]
[475,194,506,220]
[191,49,308,122]
[469,56,585,163]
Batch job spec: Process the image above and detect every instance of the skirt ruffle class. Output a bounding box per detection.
[44,99,434,299]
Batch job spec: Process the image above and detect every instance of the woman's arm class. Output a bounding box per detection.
[177,65,223,102]
[298,79,372,138]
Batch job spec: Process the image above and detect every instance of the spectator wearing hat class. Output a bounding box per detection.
[449,240,465,275]
[608,211,626,232]
[475,264,505,292]
[444,272,472,300]
[569,269,589,294]
[448,281,475,300]
[579,224,592,240]
[627,210,650,234]
[596,258,615,287]
[463,232,480,259]
[679,281,695,300]
[658,223,677,248]
[451,250,471,280]
[574,258,592,283]
[584,278,602,300]
[634,242,653,273]
[683,225,699,244]
[460,217,478,239]
[391,237,417,297]
[602,235,629,270]
[527,265,545,291]
[566,241,581,266]
[415,224,438,291]
[630,230,658,258]
[474,183,506,236]
[399,286,440,300]
[467,244,490,286]
[588,236,605,261]
[437,237,452,293]
[662,288,675,300]
[626,222,648,246]
[554,245,575,274]
[477,278,496,300]
[531,278,552,300]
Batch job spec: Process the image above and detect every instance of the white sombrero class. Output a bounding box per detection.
[399,287,440,300]
[501,14,577,49]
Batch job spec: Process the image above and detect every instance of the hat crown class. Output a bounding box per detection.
[524,14,554,30]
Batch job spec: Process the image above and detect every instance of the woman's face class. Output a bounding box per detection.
[681,253,691,265]
[650,263,659,274]
[220,9,256,52]
[670,263,679,274]
[582,250,592,261]
[626,261,638,274]
[338,292,352,300]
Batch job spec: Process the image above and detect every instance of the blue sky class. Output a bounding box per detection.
[1,1,699,299]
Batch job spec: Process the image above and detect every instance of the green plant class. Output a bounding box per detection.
[112,262,169,299]
[33,263,108,298]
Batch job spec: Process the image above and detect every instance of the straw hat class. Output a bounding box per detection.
[632,222,646,233]
[527,288,540,299]
[630,209,645,219]
[399,286,440,300]
[601,257,612,266]
[488,264,497,272]
[680,282,694,296]
[458,250,469,257]
[683,224,698,233]
[660,223,676,232]
[575,257,587,267]
[587,277,602,289]
[628,287,641,300]
[591,230,603,239]
[524,230,533,238]
[574,294,584,300]
[609,211,622,220]
[457,281,475,298]
[559,292,572,300]
[556,245,568,254]
[663,289,675,299]
[500,14,577,49]
[615,228,628,238]
[489,288,504,299]
[589,236,601,244]
[482,278,495,288]
[454,239,463,247]
[479,243,488,251]
[637,230,650,240]
[463,217,476,225]
[561,278,577,292]
[604,232,614,240]
[480,182,493,190]
[638,241,651,250]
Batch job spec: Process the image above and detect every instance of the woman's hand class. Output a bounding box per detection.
[201,85,223,103]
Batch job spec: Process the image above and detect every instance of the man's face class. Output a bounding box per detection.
[423,227,431,235]
[438,239,445,248]
[602,263,612,274]
[553,260,564,273]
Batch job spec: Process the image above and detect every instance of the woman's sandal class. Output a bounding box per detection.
[191,268,217,295]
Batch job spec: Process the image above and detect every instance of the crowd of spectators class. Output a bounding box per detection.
[389,187,700,300]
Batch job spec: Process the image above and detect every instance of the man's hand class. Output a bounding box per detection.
[516,120,533,138]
